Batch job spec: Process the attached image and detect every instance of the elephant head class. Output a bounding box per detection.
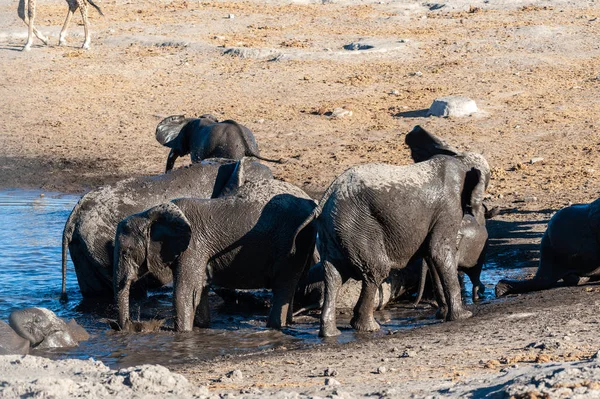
[113,202,192,330]
[8,308,88,349]
[156,114,219,172]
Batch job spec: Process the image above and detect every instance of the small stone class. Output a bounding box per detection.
[390,89,400,96]
[226,369,243,381]
[228,13,235,19]
[376,366,387,374]
[400,350,416,358]
[331,108,353,119]
[409,71,423,77]
[399,39,409,43]
[325,377,341,386]
[390,347,399,353]
[530,157,544,164]
[255,119,265,124]
[428,96,478,117]
[324,367,338,377]
[343,42,375,51]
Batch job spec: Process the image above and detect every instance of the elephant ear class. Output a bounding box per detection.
[146,203,192,274]
[199,114,219,123]
[218,157,251,197]
[404,125,460,162]
[462,168,486,223]
[156,115,194,148]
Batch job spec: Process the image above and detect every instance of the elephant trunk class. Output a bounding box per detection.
[61,198,83,301]
[165,149,179,173]
[114,271,132,329]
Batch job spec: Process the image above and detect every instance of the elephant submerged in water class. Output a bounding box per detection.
[156,115,283,172]
[62,158,272,300]
[114,178,317,332]
[496,199,600,296]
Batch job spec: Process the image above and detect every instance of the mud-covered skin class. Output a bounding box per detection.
[114,179,317,332]
[0,321,29,355]
[8,308,89,349]
[295,261,422,311]
[297,156,486,337]
[496,198,600,296]
[156,115,282,172]
[62,158,273,299]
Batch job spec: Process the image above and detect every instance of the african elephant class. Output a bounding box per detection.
[292,155,486,337]
[0,321,29,355]
[62,158,272,300]
[496,198,600,296]
[156,115,282,172]
[8,308,89,349]
[114,179,317,332]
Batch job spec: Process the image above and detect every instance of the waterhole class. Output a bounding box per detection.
[0,190,529,368]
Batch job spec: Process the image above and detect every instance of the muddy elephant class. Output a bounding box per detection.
[294,261,422,313]
[292,154,486,337]
[114,179,317,332]
[156,114,283,172]
[496,198,600,296]
[8,308,89,349]
[62,158,273,300]
[0,321,29,355]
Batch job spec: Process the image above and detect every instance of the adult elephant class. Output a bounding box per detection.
[156,114,283,172]
[496,199,600,296]
[292,155,486,337]
[62,158,273,300]
[114,179,317,332]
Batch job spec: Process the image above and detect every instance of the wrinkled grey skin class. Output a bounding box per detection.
[114,179,317,332]
[294,260,422,312]
[62,158,273,300]
[8,308,89,349]
[293,155,486,337]
[405,126,490,303]
[0,320,29,355]
[496,199,600,296]
[156,114,282,172]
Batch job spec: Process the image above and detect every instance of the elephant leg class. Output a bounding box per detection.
[351,278,383,332]
[193,288,210,328]
[268,256,307,329]
[464,262,485,301]
[319,259,343,337]
[429,231,472,322]
[173,256,206,332]
[426,257,448,318]
[495,234,561,297]
[563,274,590,286]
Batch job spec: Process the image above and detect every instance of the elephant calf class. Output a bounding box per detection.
[156,115,282,172]
[114,179,317,332]
[496,199,600,296]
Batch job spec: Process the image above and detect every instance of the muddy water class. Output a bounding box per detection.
[0,190,529,369]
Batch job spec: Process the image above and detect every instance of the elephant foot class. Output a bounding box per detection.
[319,324,341,337]
[350,316,380,332]
[446,308,472,322]
[435,306,448,320]
[563,274,589,286]
[266,317,284,330]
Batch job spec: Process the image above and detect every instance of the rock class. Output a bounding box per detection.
[376,366,387,374]
[428,96,478,117]
[0,321,29,355]
[227,369,244,382]
[343,42,375,51]
[389,89,400,96]
[324,367,338,377]
[324,377,341,386]
[330,108,353,119]
[409,71,423,77]
[223,47,282,60]
[400,350,417,358]
[530,157,544,164]
[228,13,235,19]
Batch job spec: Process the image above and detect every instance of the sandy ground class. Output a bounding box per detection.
[2,0,600,396]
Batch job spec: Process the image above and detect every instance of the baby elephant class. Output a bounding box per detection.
[156,114,282,172]
[114,179,317,332]
[496,199,600,296]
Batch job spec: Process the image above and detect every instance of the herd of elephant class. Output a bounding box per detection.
[55,114,600,338]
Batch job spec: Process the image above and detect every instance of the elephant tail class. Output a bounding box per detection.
[290,209,320,256]
[221,120,286,164]
[61,198,83,300]
[413,259,428,307]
